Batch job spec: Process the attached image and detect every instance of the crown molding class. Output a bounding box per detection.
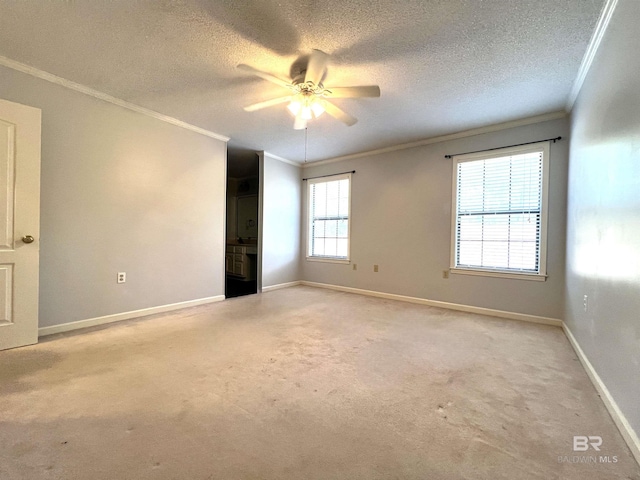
[0,55,230,142]
[566,0,618,112]
[302,111,567,168]
[264,151,300,167]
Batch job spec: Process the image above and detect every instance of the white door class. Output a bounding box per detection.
[0,98,41,350]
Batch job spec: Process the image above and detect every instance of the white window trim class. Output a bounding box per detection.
[449,142,550,280]
[306,172,352,263]
[306,257,351,265]
[449,267,548,282]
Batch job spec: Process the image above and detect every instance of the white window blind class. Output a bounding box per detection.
[307,174,351,260]
[453,146,547,275]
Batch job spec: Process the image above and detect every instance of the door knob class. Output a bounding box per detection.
[22,235,35,244]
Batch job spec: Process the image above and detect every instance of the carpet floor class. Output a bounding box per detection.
[1,286,638,479]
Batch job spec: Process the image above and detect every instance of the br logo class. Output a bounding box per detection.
[573,436,603,451]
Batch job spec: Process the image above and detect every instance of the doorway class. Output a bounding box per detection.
[225,149,260,298]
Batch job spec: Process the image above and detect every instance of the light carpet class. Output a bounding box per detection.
[1,286,638,479]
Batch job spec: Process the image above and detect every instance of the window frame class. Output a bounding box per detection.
[449,142,550,281]
[306,172,352,264]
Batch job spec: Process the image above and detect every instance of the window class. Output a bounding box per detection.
[307,173,351,262]
[451,143,549,280]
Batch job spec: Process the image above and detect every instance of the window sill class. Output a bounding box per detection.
[306,256,350,265]
[450,267,547,282]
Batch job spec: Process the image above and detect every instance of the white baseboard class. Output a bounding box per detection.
[38,295,225,337]
[262,281,302,292]
[300,281,562,327]
[563,324,640,466]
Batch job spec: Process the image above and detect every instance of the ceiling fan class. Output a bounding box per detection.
[238,50,380,130]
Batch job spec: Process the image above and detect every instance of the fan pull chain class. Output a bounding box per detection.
[304,127,308,163]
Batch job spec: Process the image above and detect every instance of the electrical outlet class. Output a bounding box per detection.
[443,270,449,279]
[373,264,379,273]
[583,294,588,312]
[353,263,357,271]
[117,272,126,284]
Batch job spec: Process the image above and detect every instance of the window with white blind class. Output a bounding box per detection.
[307,173,351,262]
[451,143,549,280]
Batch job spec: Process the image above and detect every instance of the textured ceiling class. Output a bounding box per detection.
[0,0,604,162]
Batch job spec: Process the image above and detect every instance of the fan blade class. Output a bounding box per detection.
[322,100,358,126]
[237,64,292,89]
[325,86,381,98]
[293,115,307,130]
[244,96,292,112]
[305,49,329,85]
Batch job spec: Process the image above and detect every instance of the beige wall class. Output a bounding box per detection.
[301,117,569,319]
[565,0,640,437]
[262,154,301,288]
[0,65,227,328]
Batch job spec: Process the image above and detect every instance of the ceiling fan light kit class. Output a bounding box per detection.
[287,94,325,120]
[238,49,380,130]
